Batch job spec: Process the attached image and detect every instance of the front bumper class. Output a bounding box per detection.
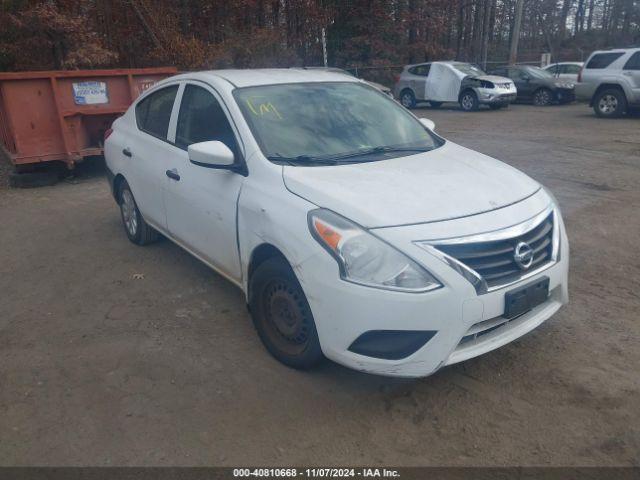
[296,191,569,378]
[555,88,575,103]
[478,91,517,105]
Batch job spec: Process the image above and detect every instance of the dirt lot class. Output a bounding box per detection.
[0,103,639,467]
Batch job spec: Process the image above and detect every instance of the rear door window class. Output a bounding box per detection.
[564,64,582,74]
[586,52,624,69]
[175,84,239,156]
[623,52,640,70]
[135,85,179,139]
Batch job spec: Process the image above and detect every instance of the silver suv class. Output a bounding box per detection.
[576,47,640,117]
[393,61,516,111]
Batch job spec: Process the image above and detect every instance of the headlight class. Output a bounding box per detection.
[308,209,442,293]
[542,185,561,213]
[542,186,563,261]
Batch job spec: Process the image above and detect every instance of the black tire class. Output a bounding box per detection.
[117,180,159,246]
[399,89,416,109]
[459,90,479,111]
[593,88,627,118]
[532,88,553,106]
[9,170,59,188]
[249,256,324,370]
[429,101,443,109]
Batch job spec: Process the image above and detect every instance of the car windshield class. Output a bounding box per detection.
[233,82,442,165]
[523,66,554,79]
[452,63,486,76]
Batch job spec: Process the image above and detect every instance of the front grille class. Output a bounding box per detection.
[435,213,554,289]
[459,317,509,345]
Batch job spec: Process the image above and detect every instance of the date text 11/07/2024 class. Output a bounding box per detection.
[232,468,401,478]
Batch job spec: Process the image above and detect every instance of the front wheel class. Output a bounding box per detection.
[593,89,627,118]
[459,91,479,111]
[249,257,324,370]
[532,88,553,106]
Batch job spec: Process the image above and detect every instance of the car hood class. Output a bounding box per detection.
[472,74,513,84]
[365,80,391,92]
[283,141,540,228]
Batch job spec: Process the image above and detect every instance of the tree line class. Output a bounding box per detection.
[1,0,638,82]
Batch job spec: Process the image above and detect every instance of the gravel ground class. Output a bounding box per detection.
[0,148,12,189]
[0,103,639,467]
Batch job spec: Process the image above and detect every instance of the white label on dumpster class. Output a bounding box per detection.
[72,81,109,105]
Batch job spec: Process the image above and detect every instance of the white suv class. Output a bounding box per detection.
[105,69,569,378]
[576,47,640,117]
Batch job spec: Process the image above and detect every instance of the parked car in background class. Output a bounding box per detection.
[300,66,393,96]
[575,47,640,118]
[394,61,517,111]
[104,68,568,378]
[489,65,575,106]
[543,62,584,82]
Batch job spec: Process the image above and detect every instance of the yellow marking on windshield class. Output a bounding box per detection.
[246,97,283,119]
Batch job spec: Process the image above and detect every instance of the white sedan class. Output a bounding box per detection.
[104,69,569,378]
[543,62,584,82]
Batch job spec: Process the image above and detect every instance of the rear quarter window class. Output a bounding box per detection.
[586,52,624,69]
[408,65,430,76]
[135,85,179,139]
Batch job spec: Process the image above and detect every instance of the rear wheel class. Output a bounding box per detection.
[593,88,627,118]
[118,180,159,245]
[459,91,479,111]
[399,89,416,109]
[249,257,324,369]
[532,88,553,106]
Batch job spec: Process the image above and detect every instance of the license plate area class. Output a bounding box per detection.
[504,277,550,319]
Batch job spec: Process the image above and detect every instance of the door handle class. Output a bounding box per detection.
[122,148,132,157]
[165,169,180,181]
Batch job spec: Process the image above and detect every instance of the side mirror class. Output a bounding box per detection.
[188,141,235,169]
[419,118,436,131]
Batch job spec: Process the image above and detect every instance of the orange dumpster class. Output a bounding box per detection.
[0,67,176,169]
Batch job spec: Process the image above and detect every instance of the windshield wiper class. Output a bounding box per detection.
[331,145,433,162]
[266,154,339,166]
[268,146,432,166]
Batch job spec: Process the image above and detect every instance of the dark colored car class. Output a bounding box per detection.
[489,65,575,106]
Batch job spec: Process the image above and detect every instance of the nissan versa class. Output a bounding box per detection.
[104,69,569,378]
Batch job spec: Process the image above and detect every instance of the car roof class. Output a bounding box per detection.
[546,62,583,66]
[166,68,360,88]
[589,47,640,55]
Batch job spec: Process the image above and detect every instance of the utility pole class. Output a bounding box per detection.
[509,0,525,65]
[322,28,328,67]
